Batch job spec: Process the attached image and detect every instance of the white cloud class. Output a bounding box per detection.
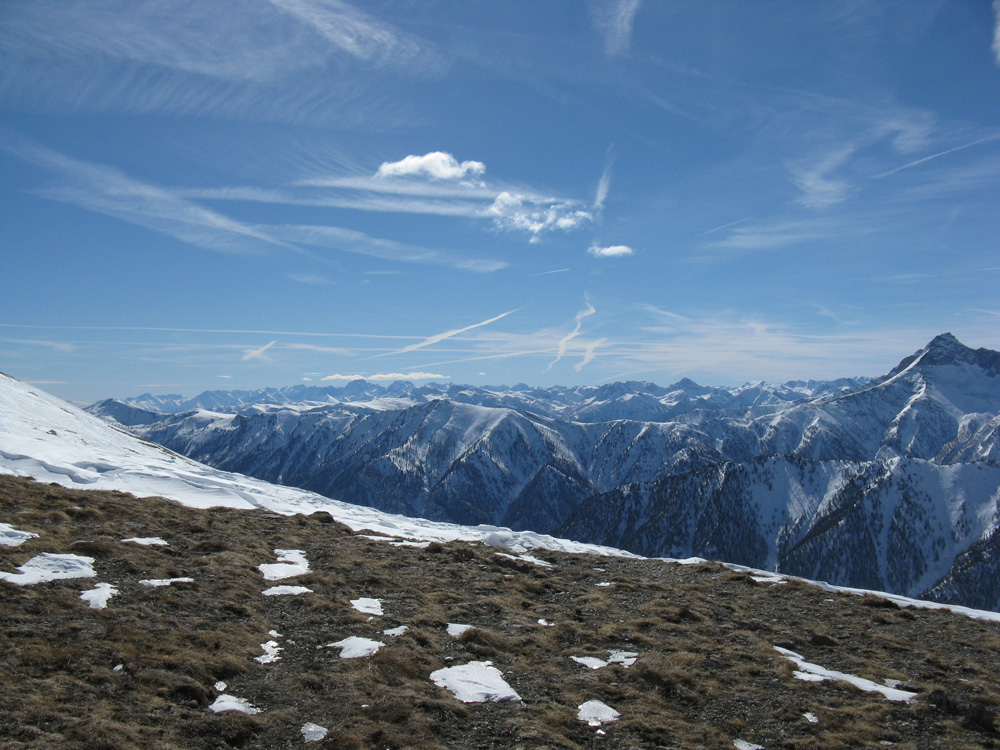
[588,243,633,257]
[266,224,507,272]
[376,152,486,181]
[993,1,1000,67]
[241,340,278,361]
[322,372,448,382]
[872,134,1000,179]
[589,0,643,57]
[383,310,520,357]
[575,337,607,372]
[266,0,423,65]
[789,145,855,208]
[485,192,592,242]
[547,297,596,371]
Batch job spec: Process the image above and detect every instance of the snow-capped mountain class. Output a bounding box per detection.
[0,371,629,557]
[83,334,1000,610]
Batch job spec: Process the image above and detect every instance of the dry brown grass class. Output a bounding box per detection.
[2,474,1000,749]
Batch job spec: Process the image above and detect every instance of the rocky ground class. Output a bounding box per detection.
[1,474,999,749]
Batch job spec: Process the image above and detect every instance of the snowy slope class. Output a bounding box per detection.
[92,334,1000,538]
[0,372,631,557]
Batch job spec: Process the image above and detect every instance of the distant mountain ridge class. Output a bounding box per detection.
[86,333,1000,611]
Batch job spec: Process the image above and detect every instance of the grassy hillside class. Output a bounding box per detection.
[1,474,999,749]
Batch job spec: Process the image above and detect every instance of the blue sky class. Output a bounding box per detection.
[2,0,999,403]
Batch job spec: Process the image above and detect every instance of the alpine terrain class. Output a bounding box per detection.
[85,333,1000,612]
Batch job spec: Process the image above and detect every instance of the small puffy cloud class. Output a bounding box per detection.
[376,152,485,180]
[322,372,449,382]
[486,192,592,242]
[588,243,634,257]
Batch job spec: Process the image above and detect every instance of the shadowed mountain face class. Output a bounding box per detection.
[87,334,1000,610]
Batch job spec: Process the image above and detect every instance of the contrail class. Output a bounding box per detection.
[547,297,596,371]
[379,309,520,357]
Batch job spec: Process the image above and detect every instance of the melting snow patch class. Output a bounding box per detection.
[122,536,167,546]
[384,625,409,637]
[350,597,383,615]
[447,623,473,637]
[571,656,607,670]
[209,694,260,714]
[262,585,312,596]
[496,551,553,567]
[259,549,310,580]
[430,661,521,703]
[774,647,917,702]
[139,577,193,587]
[577,700,620,726]
[733,741,764,750]
[608,650,638,667]
[0,553,95,585]
[326,636,384,659]
[0,522,38,547]
[301,722,328,742]
[595,581,614,587]
[803,712,819,723]
[572,650,637,670]
[538,618,554,627]
[255,640,282,664]
[214,681,227,692]
[80,582,118,609]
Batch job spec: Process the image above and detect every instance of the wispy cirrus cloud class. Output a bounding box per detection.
[589,0,643,57]
[4,138,290,255]
[191,151,598,243]
[321,371,448,382]
[267,224,507,272]
[873,134,1000,179]
[4,138,505,272]
[993,0,1000,67]
[547,297,596,371]
[241,340,278,361]
[264,0,428,67]
[0,0,439,123]
[789,145,856,208]
[378,309,521,358]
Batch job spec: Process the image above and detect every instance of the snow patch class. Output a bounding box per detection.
[430,661,521,703]
[774,647,917,702]
[262,585,312,596]
[577,699,620,726]
[447,623,473,637]
[255,640,282,664]
[122,536,167,546]
[209,694,260,714]
[301,722,328,742]
[326,636,384,659]
[0,522,38,547]
[0,553,95,585]
[80,582,117,609]
[350,597,383,615]
[259,549,309,580]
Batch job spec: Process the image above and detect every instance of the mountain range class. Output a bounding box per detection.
[86,333,1000,611]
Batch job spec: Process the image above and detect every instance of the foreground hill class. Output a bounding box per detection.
[87,334,1000,611]
[3,474,1000,750]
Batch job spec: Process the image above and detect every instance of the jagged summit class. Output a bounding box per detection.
[886,333,1000,380]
